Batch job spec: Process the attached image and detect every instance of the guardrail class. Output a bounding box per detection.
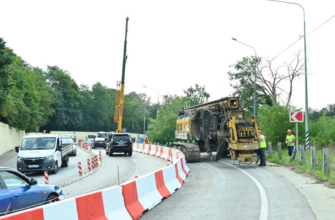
[0,143,190,220]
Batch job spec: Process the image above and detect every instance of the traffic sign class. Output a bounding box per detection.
[290,111,304,122]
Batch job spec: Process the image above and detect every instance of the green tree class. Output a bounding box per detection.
[183,84,210,106]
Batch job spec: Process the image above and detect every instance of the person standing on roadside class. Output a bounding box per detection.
[258,130,267,166]
[286,129,296,156]
[144,136,149,144]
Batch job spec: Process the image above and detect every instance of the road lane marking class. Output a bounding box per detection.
[219,161,268,220]
[140,153,169,165]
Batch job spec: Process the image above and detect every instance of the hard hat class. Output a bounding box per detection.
[287,129,291,133]
[258,130,262,133]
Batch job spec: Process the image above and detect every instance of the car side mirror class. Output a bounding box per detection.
[57,145,63,151]
[30,178,38,185]
[15,146,19,153]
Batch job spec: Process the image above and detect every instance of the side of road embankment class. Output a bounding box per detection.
[267,165,335,220]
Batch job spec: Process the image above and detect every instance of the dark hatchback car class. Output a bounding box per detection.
[0,167,64,215]
[106,134,133,156]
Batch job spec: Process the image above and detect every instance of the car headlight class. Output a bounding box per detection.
[17,157,22,162]
[45,155,53,161]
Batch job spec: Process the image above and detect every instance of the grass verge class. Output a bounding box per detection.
[266,148,335,188]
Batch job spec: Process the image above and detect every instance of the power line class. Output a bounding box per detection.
[272,14,335,60]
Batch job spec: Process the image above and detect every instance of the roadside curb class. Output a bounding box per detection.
[0,149,16,164]
[60,146,103,188]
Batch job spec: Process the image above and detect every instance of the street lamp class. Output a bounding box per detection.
[143,86,159,135]
[143,104,149,134]
[268,0,310,149]
[232,38,258,116]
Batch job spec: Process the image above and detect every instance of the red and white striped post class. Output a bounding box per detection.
[91,157,95,169]
[44,171,49,184]
[99,151,102,161]
[78,162,82,176]
[95,155,99,166]
[87,158,91,172]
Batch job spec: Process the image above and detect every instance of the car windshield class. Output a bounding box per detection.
[20,137,56,150]
[88,135,96,139]
[97,133,109,138]
[61,139,73,144]
[60,134,72,139]
[113,136,130,142]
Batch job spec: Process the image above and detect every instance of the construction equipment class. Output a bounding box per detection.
[114,17,129,133]
[171,97,259,163]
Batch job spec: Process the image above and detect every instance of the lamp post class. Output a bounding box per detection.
[268,0,310,149]
[232,38,258,116]
[143,86,159,135]
[143,104,149,134]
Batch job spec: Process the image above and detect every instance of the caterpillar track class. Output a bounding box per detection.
[170,142,200,162]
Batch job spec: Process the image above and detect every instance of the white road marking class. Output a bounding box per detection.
[219,161,268,220]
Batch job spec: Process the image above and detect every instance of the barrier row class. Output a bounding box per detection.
[1,144,190,220]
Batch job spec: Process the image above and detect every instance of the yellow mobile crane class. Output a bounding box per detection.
[114,17,129,133]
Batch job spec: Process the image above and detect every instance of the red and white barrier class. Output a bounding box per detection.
[154,145,160,157]
[158,146,164,158]
[149,144,156,155]
[99,151,102,161]
[3,144,190,220]
[78,162,82,177]
[87,159,91,172]
[162,164,182,194]
[45,171,49,185]
[161,147,169,159]
[146,144,151,154]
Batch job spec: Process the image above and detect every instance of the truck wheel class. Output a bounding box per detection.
[128,151,132,156]
[62,156,69,167]
[52,162,58,174]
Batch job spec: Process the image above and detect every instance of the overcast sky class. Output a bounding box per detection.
[1,0,334,111]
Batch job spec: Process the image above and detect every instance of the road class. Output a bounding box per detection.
[61,148,168,198]
[142,153,316,220]
[0,147,93,186]
[0,147,168,199]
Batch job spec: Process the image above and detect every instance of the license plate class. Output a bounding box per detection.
[28,165,39,168]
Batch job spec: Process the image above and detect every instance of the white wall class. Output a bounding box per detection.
[0,122,26,156]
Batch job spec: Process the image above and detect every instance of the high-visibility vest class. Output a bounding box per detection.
[286,135,295,146]
[259,135,267,148]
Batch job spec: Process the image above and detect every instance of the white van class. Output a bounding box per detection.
[15,135,72,174]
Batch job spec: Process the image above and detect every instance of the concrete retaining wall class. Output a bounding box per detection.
[0,122,26,156]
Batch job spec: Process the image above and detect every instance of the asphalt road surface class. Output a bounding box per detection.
[0,147,168,200]
[0,147,92,186]
[61,147,168,198]
[142,154,316,220]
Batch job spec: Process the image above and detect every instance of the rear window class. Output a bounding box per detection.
[88,135,96,138]
[113,135,130,142]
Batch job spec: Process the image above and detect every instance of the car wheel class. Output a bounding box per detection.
[128,151,133,156]
[46,194,58,204]
[109,151,113,157]
[73,150,77,156]
[52,162,58,174]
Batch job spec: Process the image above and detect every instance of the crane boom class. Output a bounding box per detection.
[114,17,129,133]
